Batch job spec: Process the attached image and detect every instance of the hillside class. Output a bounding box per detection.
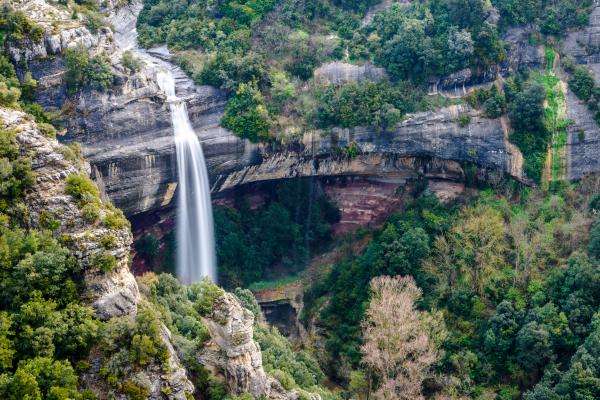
[1,0,600,399]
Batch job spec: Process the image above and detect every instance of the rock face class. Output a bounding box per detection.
[313,61,388,85]
[0,107,140,320]
[219,105,524,190]
[562,1,600,180]
[199,293,296,400]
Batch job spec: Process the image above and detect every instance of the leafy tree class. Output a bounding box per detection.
[569,67,596,101]
[508,84,549,182]
[64,46,113,95]
[222,81,271,142]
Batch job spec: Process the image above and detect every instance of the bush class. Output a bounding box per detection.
[64,46,113,95]
[458,113,472,127]
[121,51,141,73]
[135,235,160,262]
[569,67,596,101]
[103,208,129,229]
[313,81,420,130]
[65,173,100,201]
[91,252,117,272]
[222,81,271,142]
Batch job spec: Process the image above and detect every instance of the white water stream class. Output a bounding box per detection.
[111,3,216,283]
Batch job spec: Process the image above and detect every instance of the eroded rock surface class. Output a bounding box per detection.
[313,61,388,85]
[199,293,299,400]
[219,105,524,189]
[0,107,139,319]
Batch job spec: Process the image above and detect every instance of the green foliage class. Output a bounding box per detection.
[303,185,600,397]
[303,195,444,376]
[493,0,592,34]
[0,125,34,203]
[102,206,129,229]
[91,252,117,272]
[222,81,271,142]
[121,50,141,73]
[569,66,596,102]
[65,173,100,201]
[64,46,113,95]
[255,322,328,392]
[313,81,421,130]
[99,304,170,382]
[215,179,340,287]
[458,113,471,127]
[0,4,44,44]
[508,84,549,183]
[135,235,160,263]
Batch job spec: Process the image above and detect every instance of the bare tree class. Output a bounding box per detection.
[361,276,444,400]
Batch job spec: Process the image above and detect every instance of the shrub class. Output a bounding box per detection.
[39,211,60,231]
[121,51,141,73]
[65,173,100,201]
[64,46,113,95]
[37,122,56,138]
[569,67,595,101]
[194,279,224,317]
[135,235,160,262]
[91,252,117,272]
[103,209,129,229]
[100,233,117,249]
[81,203,100,223]
[58,143,82,163]
[458,113,472,127]
[222,81,271,142]
[483,94,506,118]
[122,380,149,400]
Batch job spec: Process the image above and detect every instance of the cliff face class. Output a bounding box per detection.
[199,293,297,400]
[14,0,600,221]
[562,1,600,180]
[1,107,140,320]
[219,105,524,190]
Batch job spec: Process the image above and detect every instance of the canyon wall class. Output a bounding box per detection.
[12,0,600,221]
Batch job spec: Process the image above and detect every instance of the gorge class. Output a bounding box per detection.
[2,0,600,399]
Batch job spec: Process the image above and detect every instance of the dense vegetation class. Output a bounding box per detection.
[137,0,592,183]
[214,179,340,287]
[303,179,600,399]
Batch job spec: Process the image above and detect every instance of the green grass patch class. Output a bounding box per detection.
[248,275,301,292]
[545,46,556,73]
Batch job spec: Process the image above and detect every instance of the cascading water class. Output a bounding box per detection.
[155,71,217,284]
[110,2,217,284]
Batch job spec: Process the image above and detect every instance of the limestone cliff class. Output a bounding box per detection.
[562,1,600,180]
[13,0,600,222]
[199,293,299,400]
[0,107,139,320]
[219,105,525,190]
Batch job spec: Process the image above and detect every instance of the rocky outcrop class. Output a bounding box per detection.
[0,107,139,319]
[199,293,297,400]
[218,105,524,189]
[81,313,194,400]
[313,61,387,85]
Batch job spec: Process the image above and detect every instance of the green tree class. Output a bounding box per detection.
[222,81,271,142]
[569,67,595,101]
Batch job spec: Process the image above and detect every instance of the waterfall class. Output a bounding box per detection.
[155,71,217,284]
[110,3,217,284]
